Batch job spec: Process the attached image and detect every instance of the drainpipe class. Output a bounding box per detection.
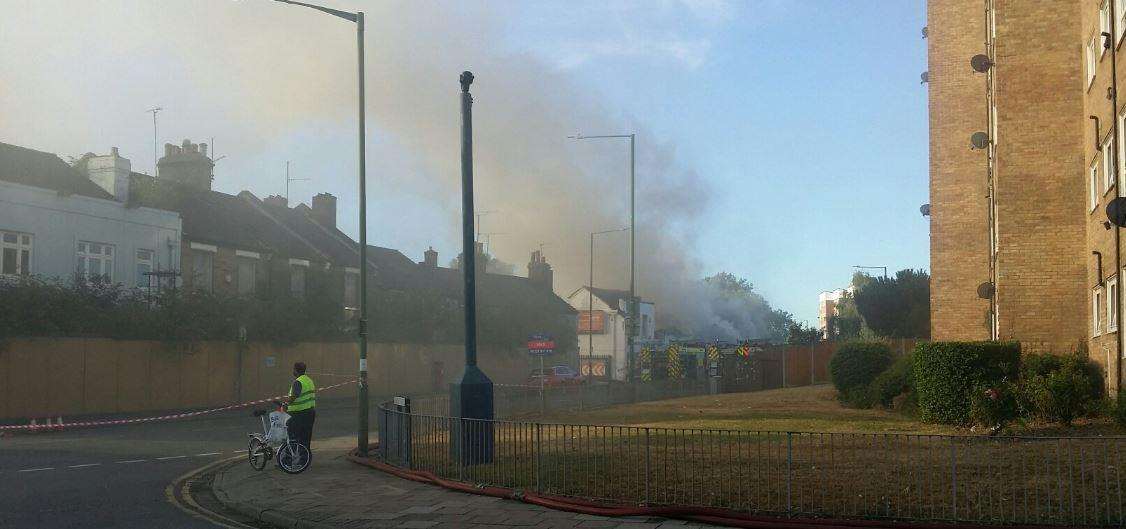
[1095,251,1105,286]
[1104,6,1124,392]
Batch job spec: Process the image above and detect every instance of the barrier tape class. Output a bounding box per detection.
[0,379,357,432]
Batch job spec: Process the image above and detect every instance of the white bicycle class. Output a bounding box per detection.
[247,401,311,474]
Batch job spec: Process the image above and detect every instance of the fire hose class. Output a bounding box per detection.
[347,444,1062,529]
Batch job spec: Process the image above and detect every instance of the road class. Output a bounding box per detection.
[0,397,376,529]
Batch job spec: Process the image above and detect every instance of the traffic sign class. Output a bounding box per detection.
[527,333,555,356]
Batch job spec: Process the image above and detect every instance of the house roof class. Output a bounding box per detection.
[419,264,576,315]
[129,173,320,259]
[0,142,114,200]
[568,286,651,313]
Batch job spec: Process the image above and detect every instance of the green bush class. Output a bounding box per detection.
[1020,353,1102,425]
[868,354,914,408]
[969,380,1020,431]
[1116,390,1126,429]
[913,341,1020,424]
[829,342,893,404]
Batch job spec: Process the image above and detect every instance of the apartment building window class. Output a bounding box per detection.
[236,254,258,295]
[1092,161,1101,212]
[1095,286,1105,336]
[1088,34,1099,87]
[1106,135,1118,193]
[135,249,154,288]
[1110,276,1120,332]
[0,230,32,277]
[77,241,114,281]
[289,259,309,298]
[1118,0,1126,42]
[1102,2,1113,56]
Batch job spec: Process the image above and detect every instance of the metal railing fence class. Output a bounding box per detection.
[378,401,1126,527]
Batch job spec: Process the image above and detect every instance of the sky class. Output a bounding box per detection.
[0,0,929,327]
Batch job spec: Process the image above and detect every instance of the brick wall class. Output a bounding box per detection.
[928,0,993,341]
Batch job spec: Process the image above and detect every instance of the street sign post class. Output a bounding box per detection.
[527,333,555,414]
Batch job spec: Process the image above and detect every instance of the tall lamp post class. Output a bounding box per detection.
[451,71,494,464]
[570,133,637,382]
[272,0,369,456]
[588,227,629,379]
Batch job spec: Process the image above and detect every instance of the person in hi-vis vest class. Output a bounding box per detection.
[285,362,316,450]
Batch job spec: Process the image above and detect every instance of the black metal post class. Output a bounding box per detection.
[356,10,370,458]
[450,71,494,465]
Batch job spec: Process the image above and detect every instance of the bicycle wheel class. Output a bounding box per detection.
[276,441,311,474]
[247,437,269,471]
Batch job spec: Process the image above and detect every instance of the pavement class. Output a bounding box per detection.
[0,395,376,529]
[209,448,718,529]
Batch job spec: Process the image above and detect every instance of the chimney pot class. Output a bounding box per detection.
[200,143,208,157]
[423,246,438,267]
[264,194,288,208]
[110,147,119,157]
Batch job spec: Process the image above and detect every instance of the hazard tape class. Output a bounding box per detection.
[0,379,357,432]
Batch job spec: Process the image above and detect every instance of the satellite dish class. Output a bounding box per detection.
[921,26,928,39]
[971,54,994,73]
[920,203,931,217]
[920,71,929,84]
[977,282,995,299]
[970,131,990,150]
[1107,197,1126,227]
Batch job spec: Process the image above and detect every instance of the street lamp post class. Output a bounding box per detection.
[570,133,637,382]
[272,0,369,456]
[588,227,629,381]
[450,71,494,465]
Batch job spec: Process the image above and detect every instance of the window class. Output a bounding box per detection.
[192,250,213,292]
[1118,0,1126,42]
[1092,160,1101,212]
[77,241,114,281]
[236,256,257,295]
[1110,276,1120,332]
[135,249,154,288]
[290,264,306,298]
[0,230,32,277]
[1088,34,1099,87]
[1102,2,1113,56]
[1107,136,1116,194]
[1095,287,1105,336]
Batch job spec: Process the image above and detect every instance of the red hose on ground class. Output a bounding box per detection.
[346,446,1067,529]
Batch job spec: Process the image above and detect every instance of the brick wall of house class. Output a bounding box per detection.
[992,1,1086,353]
[928,0,992,341]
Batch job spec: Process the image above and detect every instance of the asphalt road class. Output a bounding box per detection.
[0,397,377,529]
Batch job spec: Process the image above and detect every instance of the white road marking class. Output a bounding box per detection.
[115,459,146,464]
[156,455,187,461]
[195,452,221,457]
[18,467,54,473]
[67,463,101,469]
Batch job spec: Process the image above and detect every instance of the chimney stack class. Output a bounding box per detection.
[157,139,214,191]
[311,193,337,229]
[527,250,554,291]
[82,147,132,202]
[423,247,438,267]
[264,194,288,208]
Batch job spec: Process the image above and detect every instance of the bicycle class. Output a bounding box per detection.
[247,401,311,474]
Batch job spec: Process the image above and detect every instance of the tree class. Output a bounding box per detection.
[787,322,821,344]
[851,269,930,339]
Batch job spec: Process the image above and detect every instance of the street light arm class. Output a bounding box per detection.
[570,133,633,140]
[592,227,630,236]
[273,0,357,22]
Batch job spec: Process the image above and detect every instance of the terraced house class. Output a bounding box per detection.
[928,0,1126,392]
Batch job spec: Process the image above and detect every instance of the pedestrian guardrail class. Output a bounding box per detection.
[377,388,1126,527]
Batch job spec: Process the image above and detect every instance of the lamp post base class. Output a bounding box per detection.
[449,364,494,465]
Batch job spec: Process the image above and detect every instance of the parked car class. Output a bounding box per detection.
[527,365,586,386]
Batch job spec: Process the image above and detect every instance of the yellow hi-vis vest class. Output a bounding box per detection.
[289,374,316,412]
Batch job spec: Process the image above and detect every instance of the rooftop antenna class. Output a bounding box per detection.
[480,232,507,255]
[146,107,162,175]
[474,210,498,242]
[285,161,310,204]
[208,137,227,182]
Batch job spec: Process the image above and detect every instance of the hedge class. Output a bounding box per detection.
[829,341,892,405]
[913,341,1020,424]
